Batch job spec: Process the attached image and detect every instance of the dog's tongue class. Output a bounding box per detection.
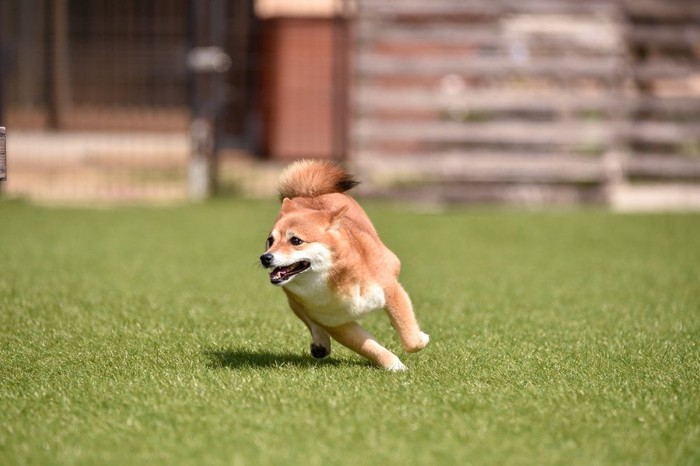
[269,261,310,284]
[270,266,292,283]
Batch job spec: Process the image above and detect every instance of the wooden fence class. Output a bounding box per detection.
[351,0,700,204]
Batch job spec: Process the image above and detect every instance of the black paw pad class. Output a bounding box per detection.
[310,343,329,359]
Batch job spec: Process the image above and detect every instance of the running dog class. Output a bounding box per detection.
[260,160,429,370]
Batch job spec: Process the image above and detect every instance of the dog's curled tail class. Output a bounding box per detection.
[278,160,359,201]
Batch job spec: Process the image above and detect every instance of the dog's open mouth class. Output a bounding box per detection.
[269,261,311,284]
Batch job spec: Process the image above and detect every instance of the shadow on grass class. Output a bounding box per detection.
[204,348,368,370]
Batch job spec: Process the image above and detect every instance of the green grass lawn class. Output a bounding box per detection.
[1,199,698,465]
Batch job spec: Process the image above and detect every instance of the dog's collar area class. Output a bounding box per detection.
[270,260,311,285]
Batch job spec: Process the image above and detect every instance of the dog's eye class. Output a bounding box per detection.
[266,236,274,249]
[289,236,304,246]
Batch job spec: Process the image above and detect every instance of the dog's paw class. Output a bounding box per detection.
[403,331,430,353]
[310,343,330,359]
[385,359,407,372]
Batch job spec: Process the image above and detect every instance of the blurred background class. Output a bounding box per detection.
[1,0,699,209]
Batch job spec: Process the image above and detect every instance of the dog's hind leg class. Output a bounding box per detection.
[287,297,332,358]
[384,282,430,353]
[323,321,406,371]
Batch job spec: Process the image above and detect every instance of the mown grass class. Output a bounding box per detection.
[0,199,698,465]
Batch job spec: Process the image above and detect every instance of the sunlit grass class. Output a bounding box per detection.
[1,199,698,465]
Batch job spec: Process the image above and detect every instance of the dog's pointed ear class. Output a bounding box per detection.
[327,205,349,230]
[280,198,298,214]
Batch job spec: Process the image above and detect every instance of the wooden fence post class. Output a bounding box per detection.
[602,7,630,205]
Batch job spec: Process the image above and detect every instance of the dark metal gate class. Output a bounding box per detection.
[0,0,259,202]
[187,0,257,198]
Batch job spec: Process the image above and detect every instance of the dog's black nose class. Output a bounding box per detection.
[260,253,274,267]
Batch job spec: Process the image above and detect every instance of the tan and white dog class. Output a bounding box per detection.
[260,160,429,371]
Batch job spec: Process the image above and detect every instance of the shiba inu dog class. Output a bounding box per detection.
[260,160,429,371]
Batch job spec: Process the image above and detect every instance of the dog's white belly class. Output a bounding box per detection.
[285,277,386,327]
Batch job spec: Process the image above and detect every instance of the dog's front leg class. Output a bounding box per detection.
[323,321,406,371]
[287,297,332,358]
[384,283,430,353]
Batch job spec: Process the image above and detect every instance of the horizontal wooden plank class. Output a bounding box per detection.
[628,25,700,48]
[357,24,499,46]
[355,88,619,112]
[359,26,620,52]
[358,54,624,78]
[356,120,700,147]
[633,60,700,81]
[358,18,622,53]
[357,57,696,82]
[358,0,618,17]
[628,122,700,144]
[635,96,700,115]
[355,120,614,145]
[626,154,700,180]
[355,88,700,116]
[612,183,700,211]
[360,182,607,205]
[625,0,700,21]
[355,151,608,183]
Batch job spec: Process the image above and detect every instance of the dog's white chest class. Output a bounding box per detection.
[285,276,386,327]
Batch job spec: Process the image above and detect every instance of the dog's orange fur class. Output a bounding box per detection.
[261,160,429,371]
